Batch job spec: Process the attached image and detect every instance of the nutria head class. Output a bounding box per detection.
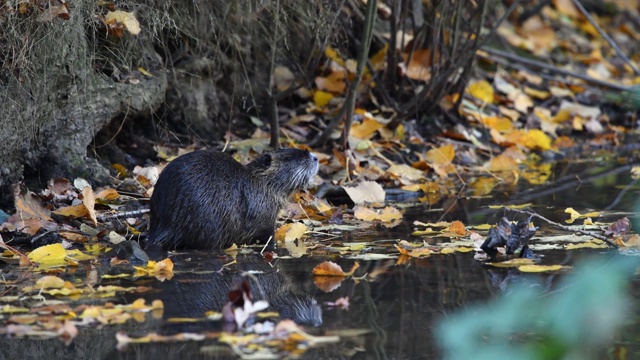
[247,148,319,195]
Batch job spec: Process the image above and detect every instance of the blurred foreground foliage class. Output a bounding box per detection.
[438,256,640,360]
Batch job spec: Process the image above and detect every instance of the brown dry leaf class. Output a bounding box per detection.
[313,276,345,293]
[15,192,52,222]
[378,206,403,222]
[274,65,295,92]
[343,181,385,204]
[403,49,433,81]
[467,80,494,104]
[618,234,640,247]
[386,164,425,183]
[81,186,97,225]
[95,188,120,201]
[105,10,141,36]
[487,152,519,172]
[36,4,69,22]
[312,261,359,276]
[53,204,89,218]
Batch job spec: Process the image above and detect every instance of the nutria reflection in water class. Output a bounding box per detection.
[155,256,322,328]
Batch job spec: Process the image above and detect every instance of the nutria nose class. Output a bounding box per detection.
[310,153,318,162]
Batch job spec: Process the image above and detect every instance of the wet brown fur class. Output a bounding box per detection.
[148,148,318,250]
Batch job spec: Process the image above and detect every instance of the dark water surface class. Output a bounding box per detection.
[2,155,640,359]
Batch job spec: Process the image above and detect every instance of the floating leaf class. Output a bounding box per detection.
[518,264,570,273]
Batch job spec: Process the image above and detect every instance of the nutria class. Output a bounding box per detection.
[148,148,319,250]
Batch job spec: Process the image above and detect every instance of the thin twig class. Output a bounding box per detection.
[505,209,617,248]
[479,47,630,91]
[571,0,640,76]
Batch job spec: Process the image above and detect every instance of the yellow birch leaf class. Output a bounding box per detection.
[313,90,333,107]
[467,80,494,104]
[27,244,66,265]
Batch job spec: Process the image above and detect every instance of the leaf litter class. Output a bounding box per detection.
[4,0,640,354]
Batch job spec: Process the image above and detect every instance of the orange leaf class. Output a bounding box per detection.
[312,261,359,277]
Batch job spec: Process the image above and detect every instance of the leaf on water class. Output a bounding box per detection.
[354,206,402,222]
[564,240,608,250]
[518,264,570,273]
[487,258,536,268]
[313,275,344,293]
[604,217,631,236]
[58,320,78,346]
[618,234,640,248]
[343,181,385,204]
[314,262,359,278]
[35,276,65,289]
[284,223,308,241]
[449,221,467,236]
[564,207,600,224]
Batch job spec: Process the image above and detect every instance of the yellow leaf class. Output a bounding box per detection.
[370,43,388,71]
[284,223,307,241]
[521,129,551,151]
[313,90,333,107]
[350,117,384,139]
[28,244,66,265]
[467,80,494,104]
[35,275,65,289]
[425,144,455,165]
[565,240,608,250]
[105,10,141,35]
[518,264,569,272]
[324,47,346,66]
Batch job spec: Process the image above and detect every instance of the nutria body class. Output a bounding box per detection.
[148,148,318,250]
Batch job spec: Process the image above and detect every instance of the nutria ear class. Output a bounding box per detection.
[253,153,273,169]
